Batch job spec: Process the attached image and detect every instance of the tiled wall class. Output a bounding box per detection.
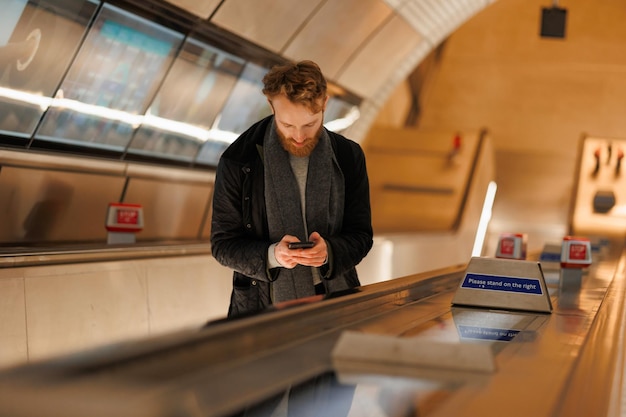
[0,255,232,369]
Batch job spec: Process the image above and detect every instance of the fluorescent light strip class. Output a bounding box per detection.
[0,87,358,144]
[0,86,52,110]
[472,181,498,257]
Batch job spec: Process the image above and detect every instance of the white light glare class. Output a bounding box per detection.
[0,87,360,144]
[324,106,360,131]
[0,86,52,110]
[472,181,498,257]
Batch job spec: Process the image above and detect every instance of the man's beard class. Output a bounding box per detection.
[276,125,322,157]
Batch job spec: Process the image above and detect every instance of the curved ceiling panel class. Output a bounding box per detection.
[344,40,432,142]
[394,0,497,46]
[165,0,222,20]
[280,0,393,79]
[166,0,497,142]
[336,14,423,98]
[210,0,324,53]
[344,0,498,142]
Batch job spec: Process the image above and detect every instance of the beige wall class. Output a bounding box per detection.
[419,0,626,155]
[0,255,233,369]
[371,0,626,254]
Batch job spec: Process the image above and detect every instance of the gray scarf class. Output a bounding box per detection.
[264,119,344,302]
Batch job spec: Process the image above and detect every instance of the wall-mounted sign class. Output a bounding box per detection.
[105,203,144,233]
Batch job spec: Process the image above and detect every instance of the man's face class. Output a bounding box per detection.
[269,94,327,157]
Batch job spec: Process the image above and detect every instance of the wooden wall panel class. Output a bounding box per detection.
[364,127,481,232]
[372,0,626,252]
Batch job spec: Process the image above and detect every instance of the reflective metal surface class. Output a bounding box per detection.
[0,164,125,243]
[0,266,463,416]
[0,149,214,246]
[0,241,211,268]
[124,177,212,240]
[0,245,623,417]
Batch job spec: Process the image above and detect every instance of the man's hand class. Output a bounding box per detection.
[274,232,327,268]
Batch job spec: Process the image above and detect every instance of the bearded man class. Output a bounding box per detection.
[211,60,373,318]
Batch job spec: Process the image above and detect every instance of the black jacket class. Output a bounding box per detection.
[210,116,373,317]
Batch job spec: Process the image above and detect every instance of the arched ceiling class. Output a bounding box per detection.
[164,0,497,141]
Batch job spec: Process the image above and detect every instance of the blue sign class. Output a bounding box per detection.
[458,325,520,341]
[540,252,561,262]
[461,273,543,295]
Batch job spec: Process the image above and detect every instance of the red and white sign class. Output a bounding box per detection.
[560,236,592,268]
[496,233,527,260]
[500,238,515,256]
[106,203,144,233]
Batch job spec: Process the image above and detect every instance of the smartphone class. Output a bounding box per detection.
[288,241,315,249]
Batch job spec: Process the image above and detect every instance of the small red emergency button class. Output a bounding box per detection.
[106,203,144,233]
[560,236,592,269]
[495,233,527,260]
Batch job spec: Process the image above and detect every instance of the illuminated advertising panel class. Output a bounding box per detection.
[0,0,98,138]
[195,61,271,166]
[34,3,183,151]
[126,39,245,162]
